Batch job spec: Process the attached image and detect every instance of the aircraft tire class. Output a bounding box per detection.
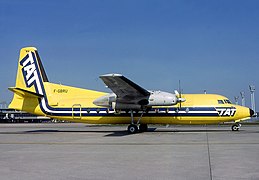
[231,124,239,131]
[128,124,138,134]
[139,124,148,132]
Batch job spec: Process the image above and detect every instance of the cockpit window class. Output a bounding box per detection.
[224,99,232,104]
[218,100,224,104]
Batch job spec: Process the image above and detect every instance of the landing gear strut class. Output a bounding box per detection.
[127,110,148,134]
[231,123,241,131]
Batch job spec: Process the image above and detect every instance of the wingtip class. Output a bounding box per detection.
[100,73,123,78]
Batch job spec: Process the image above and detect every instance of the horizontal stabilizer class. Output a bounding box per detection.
[8,87,44,98]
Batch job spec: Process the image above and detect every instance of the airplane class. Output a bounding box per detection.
[9,47,254,133]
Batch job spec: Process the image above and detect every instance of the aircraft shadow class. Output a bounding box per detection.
[155,129,231,133]
[0,128,157,137]
[18,128,158,137]
[22,129,131,137]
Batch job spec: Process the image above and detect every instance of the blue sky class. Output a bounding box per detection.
[0,0,258,110]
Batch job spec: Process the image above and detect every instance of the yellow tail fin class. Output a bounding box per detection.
[9,47,48,115]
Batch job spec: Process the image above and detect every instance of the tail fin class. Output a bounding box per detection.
[9,47,48,115]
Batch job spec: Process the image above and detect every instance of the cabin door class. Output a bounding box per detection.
[72,104,82,120]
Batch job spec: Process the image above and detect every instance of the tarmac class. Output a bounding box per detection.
[0,123,259,180]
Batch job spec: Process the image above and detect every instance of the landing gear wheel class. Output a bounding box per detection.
[128,124,138,134]
[231,124,240,131]
[139,124,148,132]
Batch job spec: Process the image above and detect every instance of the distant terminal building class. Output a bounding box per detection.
[0,108,51,123]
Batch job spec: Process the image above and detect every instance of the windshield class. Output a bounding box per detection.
[224,99,232,104]
[217,99,232,104]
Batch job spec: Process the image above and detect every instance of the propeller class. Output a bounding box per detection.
[174,80,185,109]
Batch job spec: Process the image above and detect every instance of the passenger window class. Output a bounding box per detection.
[218,100,224,104]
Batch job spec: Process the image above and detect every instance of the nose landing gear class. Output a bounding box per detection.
[231,123,241,131]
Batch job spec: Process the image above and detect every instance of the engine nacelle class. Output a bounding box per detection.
[147,91,178,106]
[93,93,116,107]
[93,93,143,110]
[93,91,179,110]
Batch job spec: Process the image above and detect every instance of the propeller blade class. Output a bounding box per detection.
[174,90,179,96]
[179,80,182,108]
[174,81,186,109]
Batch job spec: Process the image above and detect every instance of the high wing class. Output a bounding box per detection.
[99,74,150,103]
[96,73,179,109]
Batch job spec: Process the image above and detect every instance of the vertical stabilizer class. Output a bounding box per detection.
[8,47,48,115]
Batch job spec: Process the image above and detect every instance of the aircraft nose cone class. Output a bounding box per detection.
[250,109,255,117]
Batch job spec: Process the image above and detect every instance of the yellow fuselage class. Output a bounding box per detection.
[10,82,251,125]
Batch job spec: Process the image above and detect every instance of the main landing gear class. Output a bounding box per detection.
[127,123,148,134]
[231,123,242,131]
[127,110,148,134]
[127,124,138,134]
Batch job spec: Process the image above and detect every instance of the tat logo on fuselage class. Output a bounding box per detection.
[216,107,236,117]
[20,52,39,88]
